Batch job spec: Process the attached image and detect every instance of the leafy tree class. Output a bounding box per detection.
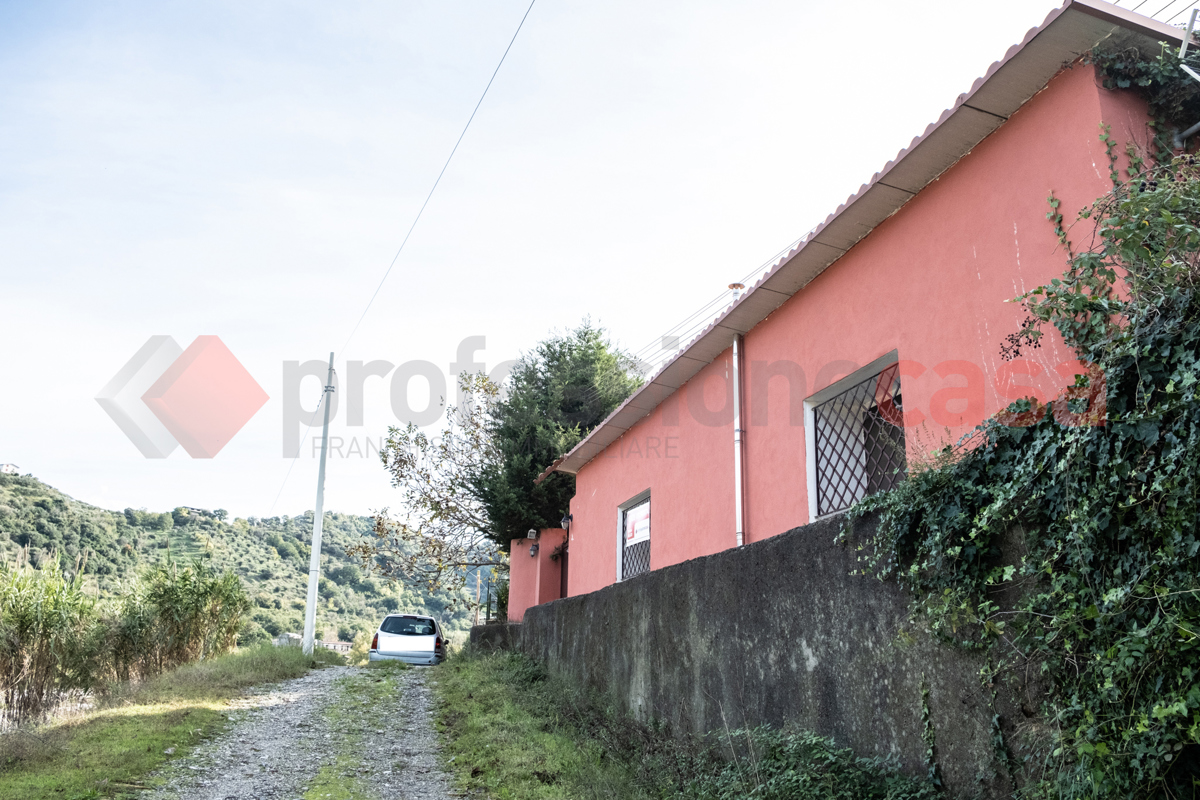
[352,322,640,603]
[349,374,502,599]
[347,631,371,666]
[478,321,642,545]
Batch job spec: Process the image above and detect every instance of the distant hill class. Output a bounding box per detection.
[0,473,479,644]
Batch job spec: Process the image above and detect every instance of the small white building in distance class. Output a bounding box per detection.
[0,464,19,475]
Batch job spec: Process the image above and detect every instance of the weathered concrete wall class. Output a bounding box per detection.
[469,622,522,651]
[515,513,1015,798]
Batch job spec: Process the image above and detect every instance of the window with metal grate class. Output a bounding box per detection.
[813,363,906,516]
[620,496,651,579]
[623,538,650,578]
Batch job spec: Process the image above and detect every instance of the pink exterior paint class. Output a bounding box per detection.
[565,64,1149,598]
[507,528,567,623]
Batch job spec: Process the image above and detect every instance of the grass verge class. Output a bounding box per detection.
[0,644,342,800]
[431,649,686,800]
[431,648,939,800]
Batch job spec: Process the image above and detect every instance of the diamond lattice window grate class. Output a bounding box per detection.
[623,539,650,579]
[813,363,907,517]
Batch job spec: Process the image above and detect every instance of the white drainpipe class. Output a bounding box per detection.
[732,334,745,546]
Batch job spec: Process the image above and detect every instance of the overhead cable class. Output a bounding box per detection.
[268,0,537,514]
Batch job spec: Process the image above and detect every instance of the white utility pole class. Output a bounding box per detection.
[302,352,335,656]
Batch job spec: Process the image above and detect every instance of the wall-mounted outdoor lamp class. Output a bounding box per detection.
[560,513,572,532]
[529,543,540,557]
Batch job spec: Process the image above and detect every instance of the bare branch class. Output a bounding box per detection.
[345,374,506,607]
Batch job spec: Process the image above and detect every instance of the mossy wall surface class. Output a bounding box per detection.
[496,514,1017,798]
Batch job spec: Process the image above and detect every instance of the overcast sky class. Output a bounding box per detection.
[0,0,1187,519]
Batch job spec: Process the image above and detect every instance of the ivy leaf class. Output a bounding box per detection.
[1135,421,1160,445]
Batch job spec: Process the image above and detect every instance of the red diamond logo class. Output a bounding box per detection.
[141,336,269,458]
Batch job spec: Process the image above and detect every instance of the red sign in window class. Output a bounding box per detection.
[624,499,650,544]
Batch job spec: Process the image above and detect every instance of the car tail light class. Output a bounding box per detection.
[435,637,443,651]
[371,633,378,650]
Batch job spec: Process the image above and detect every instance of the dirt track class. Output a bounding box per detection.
[138,665,459,800]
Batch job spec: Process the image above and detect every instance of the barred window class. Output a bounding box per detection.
[619,495,650,580]
[812,363,906,516]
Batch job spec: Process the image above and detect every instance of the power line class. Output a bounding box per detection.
[628,232,809,374]
[572,240,792,410]
[1153,0,1186,19]
[268,394,325,516]
[1167,1,1199,22]
[338,0,537,361]
[630,291,729,360]
[268,1,536,514]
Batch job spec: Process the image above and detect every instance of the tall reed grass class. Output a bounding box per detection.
[106,561,248,681]
[0,555,99,721]
[0,551,250,725]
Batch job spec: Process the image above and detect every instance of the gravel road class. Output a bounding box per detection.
[138,665,460,800]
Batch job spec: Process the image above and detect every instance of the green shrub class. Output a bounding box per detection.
[0,556,102,720]
[686,729,936,800]
[254,612,282,636]
[851,159,1200,797]
[238,620,271,648]
[106,560,249,680]
[0,557,250,722]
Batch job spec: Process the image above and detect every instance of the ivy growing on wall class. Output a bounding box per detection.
[845,142,1200,797]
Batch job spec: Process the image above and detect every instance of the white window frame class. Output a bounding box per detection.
[615,488,651,582]
[803,350,899,522]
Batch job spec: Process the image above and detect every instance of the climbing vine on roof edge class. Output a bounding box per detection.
[1091,41,1200,164]
[844,141,1200,798]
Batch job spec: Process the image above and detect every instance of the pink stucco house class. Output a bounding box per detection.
[508,0,1182,621]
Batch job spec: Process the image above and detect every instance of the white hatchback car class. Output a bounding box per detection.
[368,613,447,665]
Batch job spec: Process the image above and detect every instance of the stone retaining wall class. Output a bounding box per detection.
[478,513,1020,797]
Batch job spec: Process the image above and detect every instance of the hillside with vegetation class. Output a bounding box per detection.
[0,472,475,646]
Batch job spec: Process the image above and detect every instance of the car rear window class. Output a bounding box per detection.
[380,616,436,636]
